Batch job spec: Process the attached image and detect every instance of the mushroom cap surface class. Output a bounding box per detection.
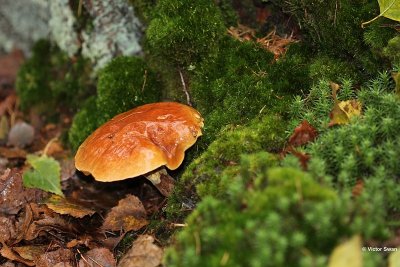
[75,102,204,182]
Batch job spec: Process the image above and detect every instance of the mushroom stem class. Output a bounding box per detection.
[144,167,175,197]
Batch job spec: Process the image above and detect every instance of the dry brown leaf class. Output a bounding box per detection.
[0,241,34,266]
[0,147,27,159]
[13,245,48,261]
[288,120,318,147]
[118,235,163,267]
[102,194,148,232]
[23,203,77,241]
[34,248,74,267]
[351,180,364,197]
[43,194,96,218]
[78,248,116,267]
[0,216,17,244]
[0,168,44,215]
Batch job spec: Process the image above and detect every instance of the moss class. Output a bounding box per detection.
[96,56,161,121]
[288,73,400,213]
[165,155,388,266]
[273,0,388,78]
[68,96,101,151]
[308,55,359,82]
[146,0,226,67]
[166,113,286,219]
[190,38,309,149]
[16,39,93,112]
[383,36,400,64]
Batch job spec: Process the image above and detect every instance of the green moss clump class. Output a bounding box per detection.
[167,113,285,219]
[146,0,226,67]
[96,56,161,121]
[68,96,100,151]
[273,0,385,77]
[191,38,309,148]
[165,154,387,266]
[68,56,162,150]
[308,55,358,82]
[16,40,93,112]
[383,36,400,64]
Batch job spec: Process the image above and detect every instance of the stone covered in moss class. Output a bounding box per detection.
[16,40,92,111]
[68,56,161,150]
[96,56,161,121]
[68,96,100,151]
[165,154,387,266]
[146,0,226,67]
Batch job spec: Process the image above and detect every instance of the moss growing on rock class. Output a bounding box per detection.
[96,56,161,121]
[16,40,93,111]
[165,154,387,266]
[68,56,162,150]
[68,96,100,151]
[146,0,226,67]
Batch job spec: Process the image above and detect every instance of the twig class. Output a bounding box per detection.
[141,70,148,93]
[179,70,192,106]
[78,0,83,17]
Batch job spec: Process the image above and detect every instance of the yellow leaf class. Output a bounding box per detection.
[329,100,362,126]
[44,194,96,218]
[389,249,400,267]
[328,235,362,267]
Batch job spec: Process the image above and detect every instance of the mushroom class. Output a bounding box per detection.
[74,102,204,196]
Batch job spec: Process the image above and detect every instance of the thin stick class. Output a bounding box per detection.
[141,70,148,93]
[179,70,192,106]
[78,0,83,17]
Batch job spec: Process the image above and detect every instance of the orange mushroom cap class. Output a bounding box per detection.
[75,102,204,182]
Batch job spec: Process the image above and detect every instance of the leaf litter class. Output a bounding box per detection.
[0,50,165,266]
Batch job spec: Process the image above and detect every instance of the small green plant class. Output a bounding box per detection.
[165,153,388,267]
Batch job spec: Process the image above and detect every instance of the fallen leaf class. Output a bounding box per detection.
[328,235,362,267]
[118,235,163,267]
[0,168,44,215]
[34,248,74,267]
[288,120,318,147]
[13,245,48,261]
[23,154,63,196]
[0,147,27,159]
[7,121,35,148]
[78,248,116,267]
[389,249,400,267]
[329,100,362,126]
[0,241,34,266]
[43,194,96,218]
[22,203,77,241]
[0,216,17,244]
[286,146,310,170]
[102,194,148,232]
